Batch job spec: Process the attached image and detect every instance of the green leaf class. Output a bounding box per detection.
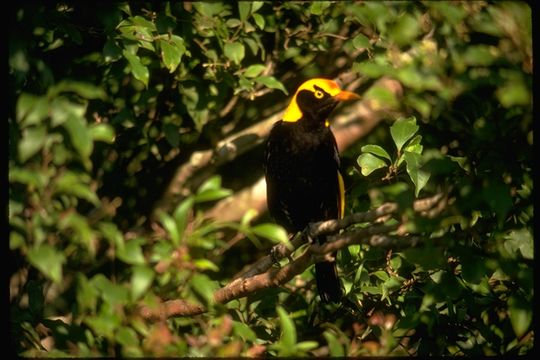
[16,93,48,127]
[194,189,232,203]
[91,274,129,307]
[117,238,146,265]
[310,1,331,15]
[58,212,96,255]
[190,273,217,306]
[462,45,497,66]
[63,113,93,160]
[194,2,225,17]
[131,265,155,301]
[123,50,149,87]
[254,76,288,95]
[238,2,251,22]
[390,117,419,153]
[497,79,531,108]
[131,15,156,31]
[353,61,394,78]
[295,341,319,352]
[103,39,122,63]
[50,97,87,127]
[364,85,398,108]
[54,171,100,205]
[226,18,243,28]
[504,229,533,260]
[448,155,469,173]
[48,80,106,100]
[193,259,219,272]
[194,175,231,202]
[224,42,245,65]
[324,331,345,357]
[174,196,194,242]
[389,13,420,47]
[18,125,46,163]
[160,35,186,73]
[89,123,115,143]
[508,295,532,338]
[233,321,257,342]
[27,244,65,284]
[251,223,289,244]
[352,33,371,49]
[403,151,430,197]
[252,13,265,30]
[158,211,179,245]
[76,274,98,313]
[98,222,124,250]
[403,135,423,154]
[117,326,140,348]
[243,64,266,78]
[361,144,391,162]
[10,231,25,250]
[372,270,390,282]
[357,153,388,176]
[277,306,296,350]
[198,175,222,192]
[84,313,122,340]
[251,1,264,13]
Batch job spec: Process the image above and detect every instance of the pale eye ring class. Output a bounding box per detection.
[314,90,324,99]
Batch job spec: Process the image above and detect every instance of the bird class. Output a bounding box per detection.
[264,78,360,303]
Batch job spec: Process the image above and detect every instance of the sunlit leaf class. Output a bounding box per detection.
[251,223,289,244]
[89,123,115,143]
[508,295,532,338]
[190,273,217,306]
[254,76,288,94]
[63,113,93,159]
[352,33,371,49]
[233,321,257,342]
[324,331,345,357]
[123,50,149,87]
[253,13,265,30]
[277,306,296,351]
[361,144,391,162]
[16,93,48,127]
[403,151,430,197]
[160,35,186,73]
[27,244,65,284]
[193,259,219,272]
[243,64,266,78]
[18,125,46,163]
[131,265,154,301]
[48,80,106,100]
[390,117,419,153]
[117,238,146,265]
[238,2,251,22]
[158,211,179,245]
[357,153,388,176]
[91,274,129,307]
[224,42,245,65]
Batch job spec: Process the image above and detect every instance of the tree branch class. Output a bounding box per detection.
[139,193,446,320]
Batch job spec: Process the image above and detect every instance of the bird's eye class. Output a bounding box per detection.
[314,90,324,99]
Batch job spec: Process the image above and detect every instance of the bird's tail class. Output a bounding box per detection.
[315,260,343,303]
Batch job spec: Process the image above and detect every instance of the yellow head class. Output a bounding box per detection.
[282,78,360,123]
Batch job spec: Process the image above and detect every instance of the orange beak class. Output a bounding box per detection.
[334,90,361,101]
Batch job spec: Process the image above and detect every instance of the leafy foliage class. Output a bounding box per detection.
[9,1,532,357]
